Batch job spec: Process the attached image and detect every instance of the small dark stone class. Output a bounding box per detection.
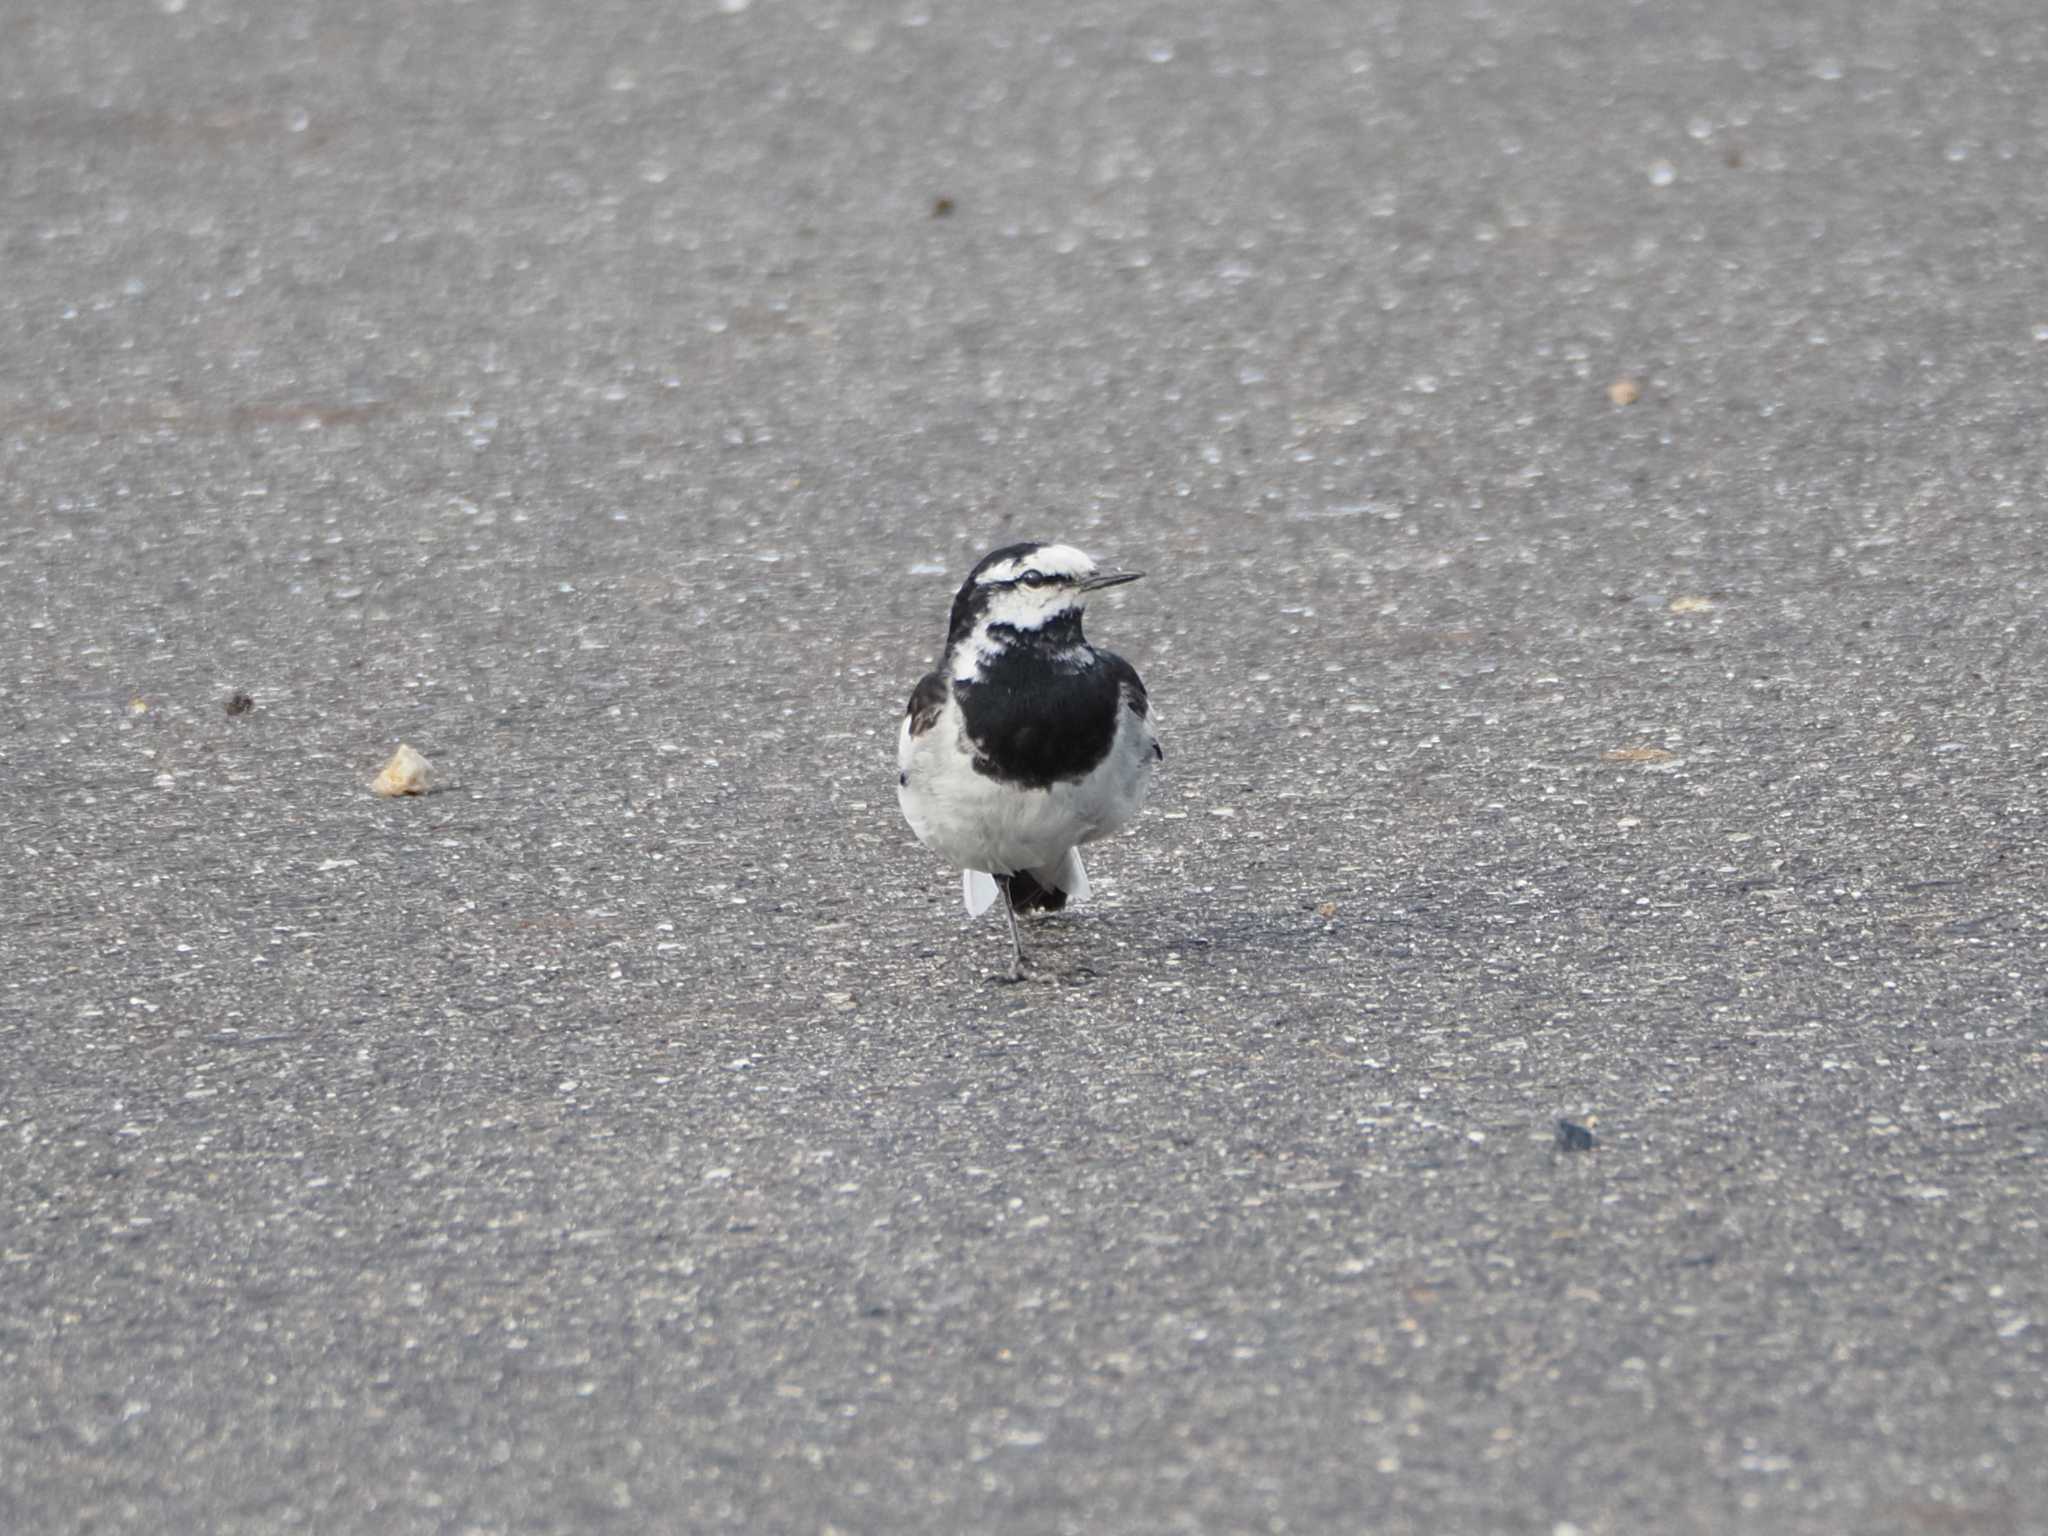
[931,196,955,217]
[224,691,256,716]
[1555,1120,1597,1153]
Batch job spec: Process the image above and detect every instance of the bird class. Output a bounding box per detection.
[896,541,1162,980]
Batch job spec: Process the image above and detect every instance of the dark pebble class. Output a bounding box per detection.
[1556,1120,1598,1152]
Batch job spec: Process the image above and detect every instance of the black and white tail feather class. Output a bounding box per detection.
[897,541,1160,979]
[961,849,1089,921]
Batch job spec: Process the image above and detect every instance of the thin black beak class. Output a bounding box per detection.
[1079,570,1143,591]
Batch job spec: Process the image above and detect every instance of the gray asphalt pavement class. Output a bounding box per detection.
[4,2,2045,1532]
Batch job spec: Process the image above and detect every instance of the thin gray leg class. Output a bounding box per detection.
[998,875,1028,981]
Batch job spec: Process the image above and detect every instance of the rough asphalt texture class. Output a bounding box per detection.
[3,2,2044,1533]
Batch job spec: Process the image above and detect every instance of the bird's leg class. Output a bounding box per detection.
[997,874,1028,983]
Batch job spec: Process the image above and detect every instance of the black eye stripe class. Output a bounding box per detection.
[980,570,1073,590]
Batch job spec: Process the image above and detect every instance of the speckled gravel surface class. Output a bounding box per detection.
[4,2,2045,1533]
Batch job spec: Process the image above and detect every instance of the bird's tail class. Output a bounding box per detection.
[960,848,1091,919]
[962,869,1000,918]
[1027,846,1090,908]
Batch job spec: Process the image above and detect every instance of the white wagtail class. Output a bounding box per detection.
[896,541,1162,980]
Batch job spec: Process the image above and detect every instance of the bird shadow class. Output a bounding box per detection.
[979,962,1101,989]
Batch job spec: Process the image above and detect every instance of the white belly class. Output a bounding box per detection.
[897,697,1158,875]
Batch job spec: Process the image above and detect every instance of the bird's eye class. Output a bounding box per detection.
[1019,571,1047,588]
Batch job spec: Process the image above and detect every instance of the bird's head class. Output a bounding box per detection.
[945,541,1142,655]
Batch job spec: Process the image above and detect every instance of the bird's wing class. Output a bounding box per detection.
[1099,650,1162,768]
[899,670,947,775]
[904,671,947,732]
[1098,651,1149,718]
[1098,649,1159,751]
[962,869,1000,919]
